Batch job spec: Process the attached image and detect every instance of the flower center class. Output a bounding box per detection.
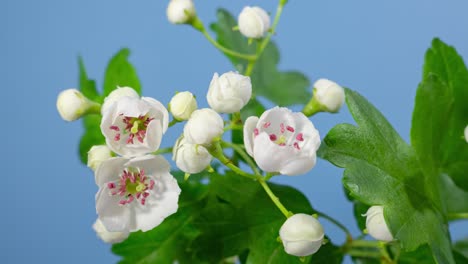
[255,122,305,150]
[107,167,155,206]
[110,114,154,144]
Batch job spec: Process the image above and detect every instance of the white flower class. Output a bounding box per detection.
[166,0,195,24]
[313,79,345,113]
[95,155,181,232]
[92,218,129,244]
[238,6,271,39]
[88,145,113,171]
[183,108,224,145]
[279,214,325,256]
[169,91,197,121]
[464,125,468,143]
[100,96,169,157]
[172,136,212,173]
[101,86,139,114]
[243,107,320,176]
[56,89,98,121]
[207,72,252,114]
[364,206,393,242]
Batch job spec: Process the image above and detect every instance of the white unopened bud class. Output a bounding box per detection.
[464,125,468,143]
[87,145,113,171]
[207,72,252,114]
[238,6,271,39]
[183,108,224,145]
[93,218,129,244]
[169,91,197,120]
[364,206,393,242]
[167,0,195,24]
[279,214,324,256]
[173,136,212,173]
[313,79,345,113]
[56,89,99,121]
[101,86,139,114]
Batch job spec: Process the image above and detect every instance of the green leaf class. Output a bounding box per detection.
[103,48,141,97]
[78,115,104,164]
[78,56,100,102]
[211,9,311,106]
[454,238,468,259]
[319,88,454,263]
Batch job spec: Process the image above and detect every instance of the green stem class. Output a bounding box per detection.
[168,119,179,127]
[315,210,352,240]
[347,249,382,259]
[221,141,260,175]
[258,179,292,218]
[208,140,257,180]
[256,1,286,60]
[350,239,382,249]
[153,147,173,155]
[448,212,468,220]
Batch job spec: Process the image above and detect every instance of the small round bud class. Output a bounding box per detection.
[166,0,195,24]
[364,205,393,242]
[183,108,224,145]
[172,136,212,173]
[313,79,345,113]
[56,89,98,121]
[101,86,139,114]
[207,72,252,114]
[279,214,325,256]
[93,218,129,244]
[87,145,113,171]
[169,91,197,121]
[238,6,271,39]
[464,125,468,143]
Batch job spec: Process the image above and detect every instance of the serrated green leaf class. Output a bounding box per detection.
[211,9,310,106]
[320,88,454,263]
[78,56,100,102]
[78,115,105,164]
[103,48,141,97]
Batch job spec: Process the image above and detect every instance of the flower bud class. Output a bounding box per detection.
[87,145,113,171]
[169,91,197,121]
[56,89,99,121]
[183,108,224,145]
[313,79,345,113]
[166,0,196,24]
[93,218,129,244]
[279,214,325,256]
[207,72,252,114]
[101,86,139,114]
[464,125,468,143]
[172,136,212,173]
[238,6,271,39]
[364,205,393,242]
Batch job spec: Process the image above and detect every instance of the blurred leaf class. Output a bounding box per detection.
[103,48,141,97]
[211,9,310,107]
[78,115,104,164]
[78,56,100,102]
[319,88,454,263]
[454,238,468,259]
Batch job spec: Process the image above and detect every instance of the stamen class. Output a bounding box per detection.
[254,128,259,136]
[296,133,304,141]
[294,142,301,150]
[107,168,155,207]
[107,183,116,189]
[114,133,121,141]
[287,126,295,132]
[263,122,271,128]
[280,123,285,133]
[110,126,120,131]
[270,134,277,141]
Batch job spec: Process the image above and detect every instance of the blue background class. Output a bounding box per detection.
[3,0,468,263]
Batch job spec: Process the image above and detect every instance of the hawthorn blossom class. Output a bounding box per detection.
[207,72,252,114]
[238,6,271,39]
[364,206,393,242]
[279,214,325,256]
[183,108,224,145]
[243,107,320,176]
[95,155,180,232]
[173,136,212,174]
[100,96,169,157]
[56,89,98,121]
[169,91,197,121]
[92,218,129,244]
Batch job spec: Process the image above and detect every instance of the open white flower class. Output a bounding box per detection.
[101,96,169,157]
[207,72,252,114]
[183,108,224,145]
[101,86,139,114]
[243,107,320,176]
[166,0,195,24]
[238,6,271,39]
[56,89,99,121]
[95,155,181,232]
[313,79,345,113]
[279,214,325,256]
[364,206,393,242]
[87,145,113,171]
[173,136,212,173]
[92,218,129,244]
[169,91,197,121]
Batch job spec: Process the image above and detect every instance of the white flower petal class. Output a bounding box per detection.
[243,116,259,156]
[252,133,292,173]
[96,188,131,232]
[95,157,127,186]
[279,154,317,176]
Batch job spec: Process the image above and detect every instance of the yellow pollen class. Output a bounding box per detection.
[131,121,140,134]
[276,135,287,145]
[136,182,146,192]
